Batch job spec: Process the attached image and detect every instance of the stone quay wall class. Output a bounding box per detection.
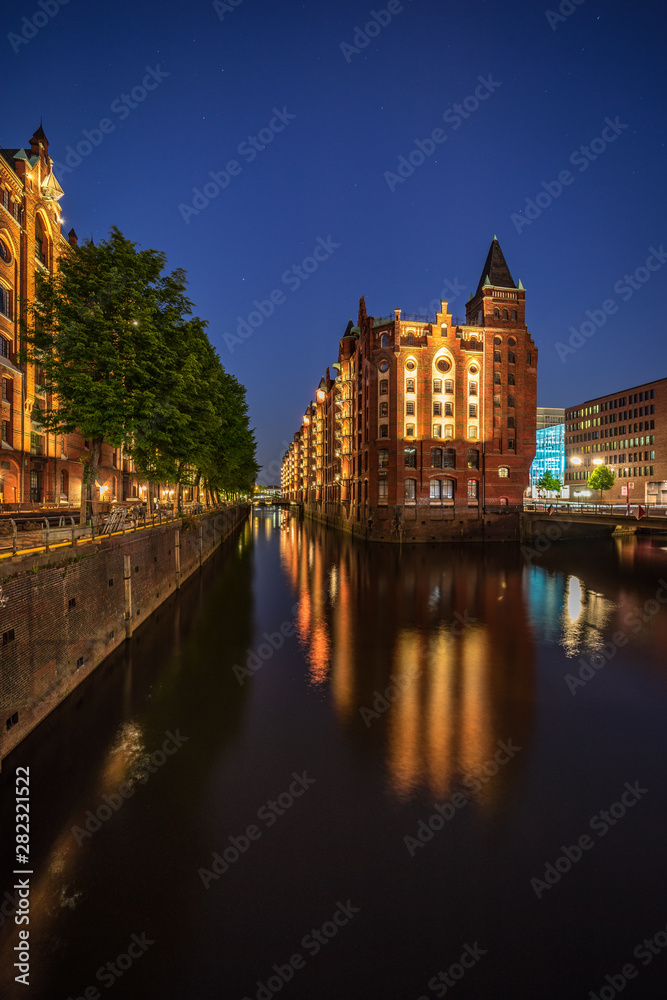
[302,500,521,543]
[0,505,248,765]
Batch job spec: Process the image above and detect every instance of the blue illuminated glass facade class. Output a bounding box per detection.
[530,422,565,489]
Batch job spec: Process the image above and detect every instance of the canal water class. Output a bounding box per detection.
[1,509,667,1000]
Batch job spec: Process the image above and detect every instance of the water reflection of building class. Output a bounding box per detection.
[280,514,536,802]
[526,536,667,664]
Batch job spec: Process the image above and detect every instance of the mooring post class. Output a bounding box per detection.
[175,528,181,589]
[123,554,133,638]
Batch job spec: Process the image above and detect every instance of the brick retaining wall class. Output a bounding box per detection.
[303,501,520,543]
[0,506,248,765]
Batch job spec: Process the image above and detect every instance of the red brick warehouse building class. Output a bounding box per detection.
[0,125,165,508]
[282,238,538,541]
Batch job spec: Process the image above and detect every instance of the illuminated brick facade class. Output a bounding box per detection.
[282,238,538,536]
[0,126,157,506]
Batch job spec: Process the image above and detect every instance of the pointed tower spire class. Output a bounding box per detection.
[465,237,526,327]
[474,236,517,296]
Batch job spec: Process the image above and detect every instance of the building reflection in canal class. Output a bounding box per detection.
[278,513,535,804]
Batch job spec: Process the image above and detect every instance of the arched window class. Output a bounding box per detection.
[493,307,500,320]
[467,448,479,469]
[511,309,517,321]
[502,309,509,320]
[0,287,11,320]
[467,479,479,499]
[35,216,47,265]
[380,333,388,348]
[498,466,510,478]
[404,478,417,503]
[407,332,414,345]
[443,448,456,469]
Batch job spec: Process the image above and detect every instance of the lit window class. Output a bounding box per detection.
[406,378,415,393]
[433,401,442,416]
[498,466,509,478]
[378,449,389,468]
[468,426,477,440]
[433,424,442,437]
[467,479,478,499]
[404,447,417,468]
[444,424,454,439]
[433,379,442,393]
[468,448,479,469]
[469,404,477,418]
[469,381,477,396]
[405,478,417,502]
[379,379,388,394]
[379,401,388,417]
[445,402,453,416]
[406,400,415,415]
[405,424,414,437]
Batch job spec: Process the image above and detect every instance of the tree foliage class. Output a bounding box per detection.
[536,471,562,496]
[587,465,615,498]
[24,226,258,517]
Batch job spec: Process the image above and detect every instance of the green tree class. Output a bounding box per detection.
[25,226,258,519]
[25,228,183,520]
[536,470,562,497]
[588,465,616,501]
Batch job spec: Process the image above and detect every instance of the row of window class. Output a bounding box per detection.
[568,405,656,431]
[493,308,518,321]
[569,420,655,443]
[568,389,655,419]
[379,478,480,502]
[566,467,656,481]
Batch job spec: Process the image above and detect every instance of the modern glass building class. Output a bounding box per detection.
[529,421,565,493]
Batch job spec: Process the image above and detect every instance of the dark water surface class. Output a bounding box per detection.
[2,510,667,999]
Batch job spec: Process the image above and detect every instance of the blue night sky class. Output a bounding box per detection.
[4,0,666,481]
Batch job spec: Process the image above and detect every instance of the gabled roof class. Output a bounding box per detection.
[474,237,517,295]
